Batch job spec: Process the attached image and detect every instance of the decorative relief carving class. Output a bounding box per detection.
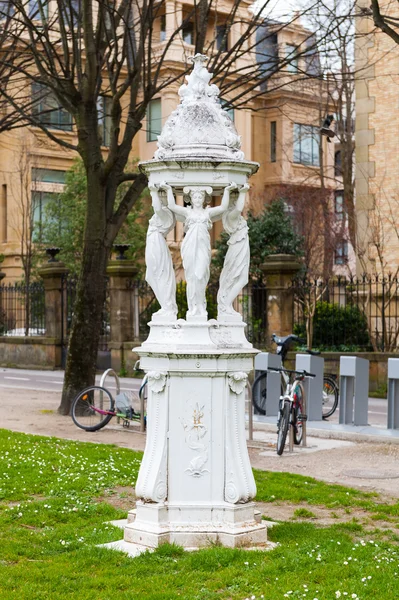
[227,372,248,395]
[224,386,256,504]
[147,371,168,394]
[209,325,234,348]
[183,402,209,478]
[135,375,168,503]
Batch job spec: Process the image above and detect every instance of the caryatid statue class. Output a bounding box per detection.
[145,185,178,320]
[217,184,250,318]
[160,182,237,319]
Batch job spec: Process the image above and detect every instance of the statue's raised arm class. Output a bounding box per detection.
[208,182,238,222]
[159,182,188,222]
[217,183,251,319]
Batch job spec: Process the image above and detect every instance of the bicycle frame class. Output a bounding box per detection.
[271,366,314,453]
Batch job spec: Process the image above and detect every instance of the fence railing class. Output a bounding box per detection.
[127,279,268,347]
[0,282,45,336]
[292,275,399,352]
[5,273,399,353]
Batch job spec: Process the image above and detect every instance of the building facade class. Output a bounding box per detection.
[355,0,399,274]
[0,2,335,280]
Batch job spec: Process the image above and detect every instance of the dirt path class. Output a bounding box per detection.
[2,386,399,498]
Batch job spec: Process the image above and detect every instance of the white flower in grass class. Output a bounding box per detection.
[335,593,341,599]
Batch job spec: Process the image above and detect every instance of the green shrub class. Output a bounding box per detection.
[295,301,371,350]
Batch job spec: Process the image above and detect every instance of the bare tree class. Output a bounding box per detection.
[0,0,339,413]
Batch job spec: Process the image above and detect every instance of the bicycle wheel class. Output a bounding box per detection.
[71,386,115,432]
[276,399,290,456]
[293,383,304,445]
[322,376,339,419]
[252,372,268,415]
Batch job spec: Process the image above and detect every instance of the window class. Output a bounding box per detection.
[182,22,194,45]
[216,24,228,52]
[293,124,320,167]
[304,34,321,76]
[335,191,344,221]
[32,83,73,131]
[335,240,348,265]
[334,150,342,176]
[146,99,162,142]
[29,0,48,19]
[97,96,112,147]
[286,44,298,73]
[220,99,234,122]
[270,121,277,163]
[160,14,166,41]
[32,168,66,184]
[0,0,13,17]
[32,191,59,241]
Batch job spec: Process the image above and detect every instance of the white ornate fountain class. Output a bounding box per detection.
[123,54,268,550]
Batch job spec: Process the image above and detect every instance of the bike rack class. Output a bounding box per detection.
[388,359,399,429]
[100,369,121,423]
[254,352,282,416]
[295,354,324,421]
[339,356,369,426]
[100,368,121,394]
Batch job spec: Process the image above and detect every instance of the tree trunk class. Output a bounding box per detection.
[58,172,111,415]
[58,239,109,414]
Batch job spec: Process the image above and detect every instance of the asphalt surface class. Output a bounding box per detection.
[0,367,142,394]
[0,367,389,427]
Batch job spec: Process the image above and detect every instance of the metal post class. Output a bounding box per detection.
[247,380,253,441]
[295,354,324,421]
[388,358,399,429]
[302,387,307,448]
[339,357,369,426]
[289,417,294,452]
[139,375,147,433]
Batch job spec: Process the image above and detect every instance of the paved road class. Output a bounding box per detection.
[0,367,142,394]
[0,367,389,427]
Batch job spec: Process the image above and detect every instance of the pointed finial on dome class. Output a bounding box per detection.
[190,53,209,67]
[179,54,214,102]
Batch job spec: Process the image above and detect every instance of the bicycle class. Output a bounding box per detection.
[71,370,148,432]
[252,333,339,420]
[269,366,315,456]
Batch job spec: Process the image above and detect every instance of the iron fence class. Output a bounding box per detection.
[127,279,268,348]
[0,281,45,336]
[292,274,399,352]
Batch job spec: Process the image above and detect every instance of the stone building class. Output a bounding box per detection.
[355,0,399,273]
[0,1,335,281]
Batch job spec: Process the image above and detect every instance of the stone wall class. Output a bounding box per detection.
[0,337,61,369]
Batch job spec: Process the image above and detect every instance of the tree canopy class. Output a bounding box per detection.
[213,199,304,282]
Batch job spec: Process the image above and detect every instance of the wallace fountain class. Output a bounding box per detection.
[111,54,268,553]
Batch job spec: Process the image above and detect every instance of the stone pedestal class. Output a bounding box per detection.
[38,262,69,339]
[106,261,138,372]
[123,320,267,549]
[260,254,302,344]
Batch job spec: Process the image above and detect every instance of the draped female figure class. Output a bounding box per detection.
[161,182,237,319]
[145,185,178,320]
[217,184,250,318]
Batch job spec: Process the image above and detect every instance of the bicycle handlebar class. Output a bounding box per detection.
[268,366,316,378]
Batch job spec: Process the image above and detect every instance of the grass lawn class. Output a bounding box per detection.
[1,430,399,600]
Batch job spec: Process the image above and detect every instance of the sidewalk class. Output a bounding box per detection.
[2,386,399,498]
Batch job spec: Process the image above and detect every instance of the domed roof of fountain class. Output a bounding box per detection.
[154,54,245,162]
